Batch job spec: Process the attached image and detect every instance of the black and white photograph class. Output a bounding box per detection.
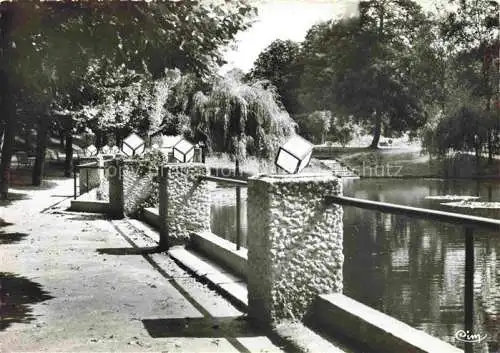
[0,0,499,352]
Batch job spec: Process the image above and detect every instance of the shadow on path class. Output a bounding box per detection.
[0,219,14,227]
[96,246,161,255]
[0,192,29,207]
[0,219,28,245]
[68,214,113,221]
[142,316,262,338]
[0,232,28,245]
[0,272,54,331]
[10,181,59,191]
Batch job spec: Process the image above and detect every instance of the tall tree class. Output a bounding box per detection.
[299,0,435,148]
[190,76,296,159]
[0,1,256,197]
[0,4,17,198]
[439,0,500,160]
[248,39,302,115]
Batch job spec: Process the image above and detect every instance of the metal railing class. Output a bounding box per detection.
[326,195,500,353]
[201,160,248,250]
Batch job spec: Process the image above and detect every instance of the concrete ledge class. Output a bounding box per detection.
[166,246,348,353]
[308,293,462,353]
[69,199,111,213]
[189,231,247,280]
[143,207,160,229]
[127,218,160,244]
[168,246,247,310]
[274,320,350,353]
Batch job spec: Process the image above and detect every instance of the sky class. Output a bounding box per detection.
[219,0,439,74]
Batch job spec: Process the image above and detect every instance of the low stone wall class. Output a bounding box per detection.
[158,164,211,248]
[121,161,157,216]
[247,173,343,324]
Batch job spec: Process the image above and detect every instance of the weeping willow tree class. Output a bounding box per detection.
[191,77,297,160]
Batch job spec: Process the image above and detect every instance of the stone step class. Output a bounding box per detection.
[319,160,359,178]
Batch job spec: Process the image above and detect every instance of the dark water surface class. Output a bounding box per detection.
[211,178,500,352]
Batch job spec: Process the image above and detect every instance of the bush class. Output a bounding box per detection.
[132,148,168,209]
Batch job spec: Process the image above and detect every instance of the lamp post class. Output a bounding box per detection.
[275,135,313,174]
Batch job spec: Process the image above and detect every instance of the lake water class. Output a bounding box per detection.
[210,178,500,353]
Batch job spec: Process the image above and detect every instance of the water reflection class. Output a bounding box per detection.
[210,178,500,352]
[210,186,248,247]
[343,179,500,353]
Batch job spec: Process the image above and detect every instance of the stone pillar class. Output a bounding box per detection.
[247,173,343,325]
[158,163,211,249]
[108,157,124,219]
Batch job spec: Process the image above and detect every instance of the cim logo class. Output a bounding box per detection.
[454,330,488,343]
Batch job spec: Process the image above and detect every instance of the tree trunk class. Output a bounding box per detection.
[0,121,4,151]
[369,2,384,151]
[487,130,493,162]
[32,117,49,186]
[64,119,73,177]
[370,112,382,149]
[95,130,102,149]
[0,116,15,199]
[60,132,65,149]
[115,129,121,147]
[24,127,31,151]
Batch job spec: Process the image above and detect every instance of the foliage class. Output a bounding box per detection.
[131,148,168,209]
[293,111,331,144]
[329,115,356,147]
[439,0,499,101]
[421,0,500,157]
[424,104,497,156]
[0,1,256,195]
[78,67,196,140]
[247,39,302,114]
[293,110,356,146]
[6,1,257,81]
[298,1,436,148]
[439,0,498,54]
[190,76,297,159]
[131,148,166,177]
[2,0,258,133]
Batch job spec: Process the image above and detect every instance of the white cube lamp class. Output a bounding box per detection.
[173,138,195,163]
[101,145,111,154]
[85,144,98,156]
[122,133,145,157]
[275,135,313,174]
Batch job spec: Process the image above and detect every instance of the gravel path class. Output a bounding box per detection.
[0,178,284,352]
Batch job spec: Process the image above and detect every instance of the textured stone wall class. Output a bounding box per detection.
[121,161,157,216]
[247,173,343,324]
[158,164,211,248]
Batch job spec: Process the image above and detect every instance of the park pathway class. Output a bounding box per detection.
[0,177,284,352]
